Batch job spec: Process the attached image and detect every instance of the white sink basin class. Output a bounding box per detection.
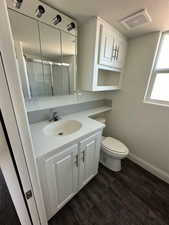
[43,120,82,136]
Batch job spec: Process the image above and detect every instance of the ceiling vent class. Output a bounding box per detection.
[120,9,152,30]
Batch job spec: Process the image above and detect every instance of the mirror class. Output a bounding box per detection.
[8,9,77,99]
[38,23,62,96]
[61,32,77,95]
[8,9,43,99]
[39,23,76,96]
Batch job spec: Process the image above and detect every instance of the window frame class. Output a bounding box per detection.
[144,31,169,107]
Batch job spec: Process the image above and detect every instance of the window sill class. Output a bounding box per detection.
[143,98,169,108]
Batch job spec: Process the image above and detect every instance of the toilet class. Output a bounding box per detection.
[96,117,129,172]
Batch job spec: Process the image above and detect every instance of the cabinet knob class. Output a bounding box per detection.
[116,46,119,60]
[82,151,85,163]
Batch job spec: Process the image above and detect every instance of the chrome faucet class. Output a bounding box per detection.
[49,111,61,122]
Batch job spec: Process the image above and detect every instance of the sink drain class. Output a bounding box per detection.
[58,132,63,136]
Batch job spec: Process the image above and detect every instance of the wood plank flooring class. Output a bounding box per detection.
[49,159,169,225]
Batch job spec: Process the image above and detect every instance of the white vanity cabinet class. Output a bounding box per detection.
[79,17,127,91]
[38,131,102,220]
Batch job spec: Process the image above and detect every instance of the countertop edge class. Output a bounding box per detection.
[31,106,112,159]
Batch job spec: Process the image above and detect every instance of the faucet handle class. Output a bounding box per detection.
[49,110,62,122]
[52,111,58,117]
[53,112,61,121]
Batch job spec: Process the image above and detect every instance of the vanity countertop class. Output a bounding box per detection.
[30,106,111,159]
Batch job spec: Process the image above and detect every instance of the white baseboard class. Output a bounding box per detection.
[128,153,169,184]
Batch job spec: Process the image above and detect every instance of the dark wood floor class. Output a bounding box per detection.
[0,168,21,225]
[49,159,169,225]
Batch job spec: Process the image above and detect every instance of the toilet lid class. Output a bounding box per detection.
[102,137,128,154]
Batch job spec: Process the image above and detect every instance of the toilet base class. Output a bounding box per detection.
[100,151,121,172]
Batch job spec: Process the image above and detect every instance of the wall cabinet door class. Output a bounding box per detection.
[41,144,78,219]
[79,133,101,189]
[99,23,127,70]
[112,35,127,69]
[99,25,115,67]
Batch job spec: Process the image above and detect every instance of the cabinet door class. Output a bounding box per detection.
[79,133,102,189]
[41,144,78,219]
[99,25,115,67]
[99,23,127,70]
[113,35,127,69]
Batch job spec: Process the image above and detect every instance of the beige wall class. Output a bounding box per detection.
[104,32,169,175]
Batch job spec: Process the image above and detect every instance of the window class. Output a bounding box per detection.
[145,32,169,106]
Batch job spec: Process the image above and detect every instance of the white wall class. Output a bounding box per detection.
[104,32,169,177]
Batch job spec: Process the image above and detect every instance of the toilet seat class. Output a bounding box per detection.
[102,137,129,155]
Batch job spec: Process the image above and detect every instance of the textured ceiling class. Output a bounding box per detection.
[43,0,169,38]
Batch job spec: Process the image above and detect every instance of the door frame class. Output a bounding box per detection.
[0,118,32,225]
[0,1,48,225]
[0,119,32,225]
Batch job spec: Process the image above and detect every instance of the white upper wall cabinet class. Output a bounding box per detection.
[78,17,127,91]
[99,22,127,69]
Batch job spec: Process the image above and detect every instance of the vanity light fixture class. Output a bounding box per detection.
[67,22,75,31]
[14,0,23,9]
[52,15,62,25]
[35,5,45,18]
